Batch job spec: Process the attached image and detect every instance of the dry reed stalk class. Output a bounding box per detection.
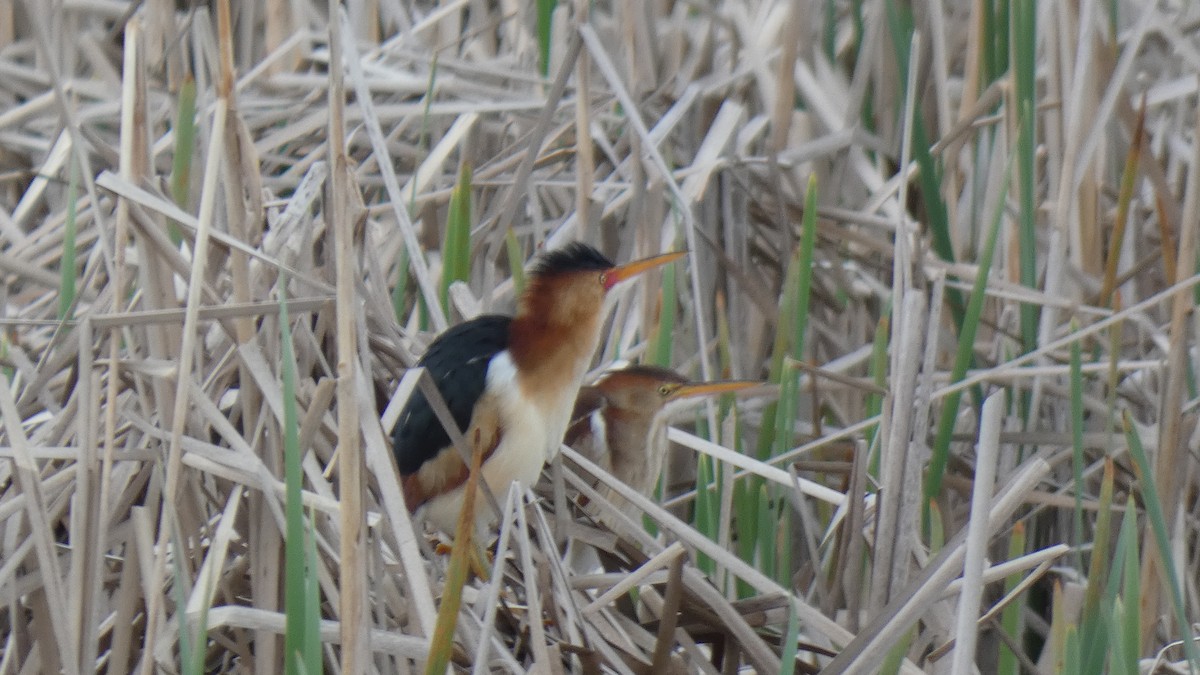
[327,3,370,669]
[1140,74,1200,649]
[140,0,230,664]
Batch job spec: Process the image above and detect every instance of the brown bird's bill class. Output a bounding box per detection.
[603,250,686,289]
[668,380,761,400]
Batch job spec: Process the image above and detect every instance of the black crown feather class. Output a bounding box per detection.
[529,242,615,277]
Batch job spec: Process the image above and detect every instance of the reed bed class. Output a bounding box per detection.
[0,0,1198,673]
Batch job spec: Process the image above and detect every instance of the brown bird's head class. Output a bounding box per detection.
[593,365,759,416]
[508,244,685,378]
[516,243,686,328]
[567,365,761,507]
[593,365,689,413]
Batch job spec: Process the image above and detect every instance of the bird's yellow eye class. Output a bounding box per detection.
[598,272,607,286]
[657,384,673,397]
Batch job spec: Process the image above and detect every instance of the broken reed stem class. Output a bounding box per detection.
[142,4,231,666]
[329,3,369,670]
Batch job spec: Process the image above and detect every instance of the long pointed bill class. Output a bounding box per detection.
[604,250,687,290]
[671,380,762,400]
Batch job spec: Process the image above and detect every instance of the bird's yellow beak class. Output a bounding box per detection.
[604,250,687,290]
[670,380,761,400]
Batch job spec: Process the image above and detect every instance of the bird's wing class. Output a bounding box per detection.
[564,385,610,469]
[392,315,511,496]
[401,391,504,511]
[564,385,606,446]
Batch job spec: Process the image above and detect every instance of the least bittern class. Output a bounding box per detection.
[392,243,685,535]
[566,365,758,508]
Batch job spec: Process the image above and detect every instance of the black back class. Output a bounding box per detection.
[391,315,512,475]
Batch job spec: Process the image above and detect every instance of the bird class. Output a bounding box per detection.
[564,365,759,511]
[391,243,685,537]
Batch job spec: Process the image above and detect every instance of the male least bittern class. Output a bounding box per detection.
[392,243,684,535]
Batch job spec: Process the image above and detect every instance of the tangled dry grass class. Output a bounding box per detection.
[1,0,1199,673]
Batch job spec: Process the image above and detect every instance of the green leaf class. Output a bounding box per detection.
[279,277,309,675]
[1012,0,1039,354]
[1108,599,1133,675]
[928,154,1012,503]
[169,75,197,247]
[998,521,1027,675]
[755,484,775,581]
[780,604,802,675]
[441,162,473,315]
[755,175,817,461]
[1070,319,1085,565]
[865,313,889,479]
[1078,461,1115,673]
[1124,415,1198,669]
[536,0,557,77]
[694,453,717,574]
[650,260,677,367]
[793,174,819,360]
[303,511,323,673]
[392,245,410,323]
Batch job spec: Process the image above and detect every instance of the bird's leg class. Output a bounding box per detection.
[432,420,506,575]
[469,543,492,581]
[432,534,493,581]
[549,451,574,552]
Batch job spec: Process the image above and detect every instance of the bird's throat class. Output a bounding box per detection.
[506,312,602,402]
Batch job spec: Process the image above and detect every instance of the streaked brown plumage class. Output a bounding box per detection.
[565,365,758,513]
